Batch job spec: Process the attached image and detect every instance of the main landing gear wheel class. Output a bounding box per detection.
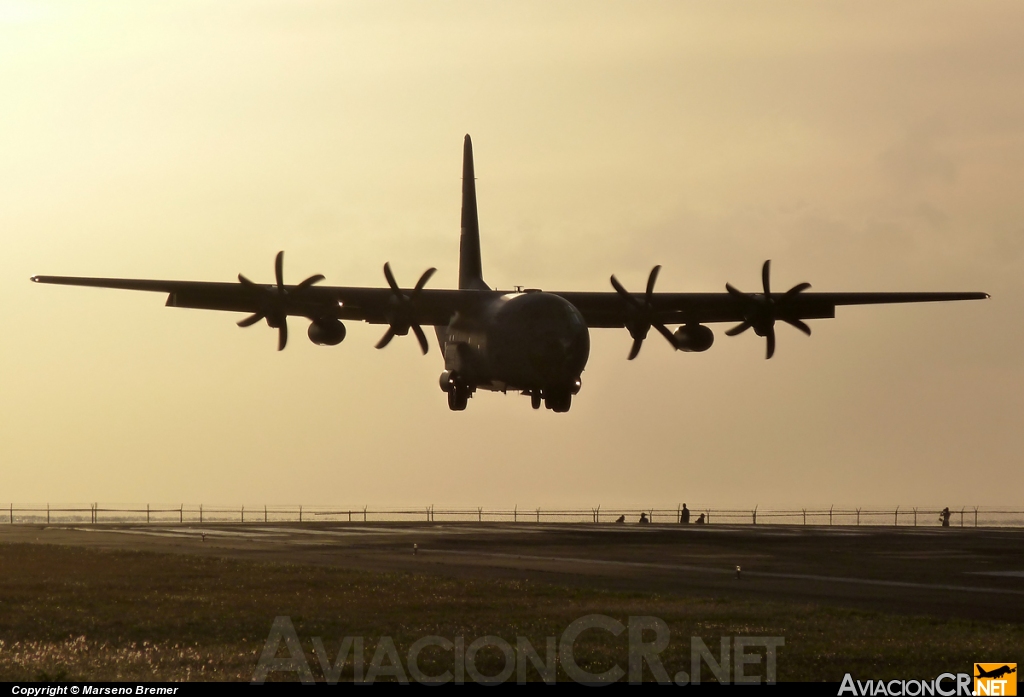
[447,386,469,411]
[531,392,542,410]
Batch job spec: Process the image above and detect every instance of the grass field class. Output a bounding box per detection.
[0,542,1019,682]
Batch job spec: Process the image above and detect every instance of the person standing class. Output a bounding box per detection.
[680,504,690,524]
[940,507,951,527]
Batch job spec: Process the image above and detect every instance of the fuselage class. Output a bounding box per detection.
[439,291,590,395]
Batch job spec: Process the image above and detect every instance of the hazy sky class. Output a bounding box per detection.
[1,1,1021,510]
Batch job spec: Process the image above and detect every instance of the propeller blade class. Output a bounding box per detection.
[762,260,771,296]
[653,322,677,348]
[296,274,325,290]
[645,265,661,299]
[275,251,285,291]
[783,282,811,298]
[765,327,776,359]
[277,321,288,351]
[383,262,401,295]
[412,324,429,355]
[628,337,644,360]
[783,317,812,336]
[725,321,752,337]
[725,283,747,299]
[375,326,396,349]
[412,267,437,294]
[237,313,264,328]
[610,275,640,308]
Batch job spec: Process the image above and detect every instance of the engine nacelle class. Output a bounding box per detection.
[308,318,346,346]
[673,324,714,352]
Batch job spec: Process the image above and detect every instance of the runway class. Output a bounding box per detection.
[2,522,1022,623]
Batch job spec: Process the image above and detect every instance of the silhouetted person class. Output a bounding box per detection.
[695,513,706,525]
[615,515,625,524]
[638,512,649,525]
[940,507,951,527]
[680,504,690,524]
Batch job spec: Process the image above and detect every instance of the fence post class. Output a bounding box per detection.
[46,503,50,525]
[478,507,482,522]
[802,508,806,526]
[363,506,367,522]
[596,505,600,523]
[974,506,979,527]
[536,508,540,523]
[199,504,203,524]
[856,508,861,525]
[707,509,711,525]
[241,506,244,523]
[180,505,183,524]
[913,507,917,526]
[300,505,303,523]
[829,505,833,526]
[752,506,757,525]
[426,506,430,522]
[894,506,899,527]
[513,505,517,523]
[265,505,268,523]
[960,507,965,527]
[147,504,150,524]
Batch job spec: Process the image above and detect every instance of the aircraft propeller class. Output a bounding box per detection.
[610,265,678,360]
[376,262,437,355]
[724,260,811,359]
[236,251,325,351]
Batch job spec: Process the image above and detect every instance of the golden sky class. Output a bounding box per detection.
[1,1,1020,509]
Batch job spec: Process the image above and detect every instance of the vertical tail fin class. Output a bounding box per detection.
[459,134,488,290]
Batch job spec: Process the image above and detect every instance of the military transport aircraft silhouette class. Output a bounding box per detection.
[975,665,1016,680]
[32,135,988,413]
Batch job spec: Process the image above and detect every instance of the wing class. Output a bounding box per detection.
[557,260,987,328]
[29,274,482,326]
[555,290,990,328]
[30,256,988,361]
[30,275,988,328]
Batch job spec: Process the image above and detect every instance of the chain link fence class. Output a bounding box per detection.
[2,503,1022,527]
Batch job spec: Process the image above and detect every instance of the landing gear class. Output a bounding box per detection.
[447,387,468,411]
[530,391,542,410]
[441,370,470,411]
[544,388,572,413]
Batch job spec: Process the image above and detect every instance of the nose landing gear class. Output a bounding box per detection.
[544,388,572,413]
[527,378,580,413]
